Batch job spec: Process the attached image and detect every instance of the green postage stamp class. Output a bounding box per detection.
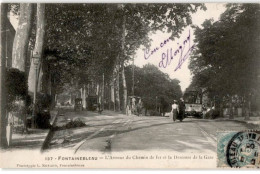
[217,130,260,168]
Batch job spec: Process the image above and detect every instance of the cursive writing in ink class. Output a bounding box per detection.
[144,38,171,60]
[158,30,194,71]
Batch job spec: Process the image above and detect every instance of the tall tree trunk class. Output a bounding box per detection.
[0,3,8,148]
[80,87,83,98]
[12,3,33,71]
[246,99,251,120]
[96,83,99,98]
[42,56,51,95]
[220,97,224,118]
[108,83,110,110]
[82,85,86,109]
[122,64,127,113]
[12,3,33,131]
[121,13,127,114]
[37,63,43,92]
[28,3,45,95]
[115,69,120,111]
[50,77,56,108]
[30,3,46,126]
[229,96,234,119]
[112,55,121,111]
[132,58,135,96]
[34,3,45,64]
[98,82,102,104]
[69,92,72,105]
[102,73,105,110]
[111,81,115,111]
[28,59,37,95]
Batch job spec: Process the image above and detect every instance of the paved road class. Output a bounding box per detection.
[48,110,258,153]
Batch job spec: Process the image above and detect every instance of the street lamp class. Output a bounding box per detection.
[31,50,40,128]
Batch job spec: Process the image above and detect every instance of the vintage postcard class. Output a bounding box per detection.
[0,2,259,169]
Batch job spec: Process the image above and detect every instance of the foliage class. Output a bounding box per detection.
[125,64,182,111]
[53,118,86,130]
[6,68,29,111]
[36,93,52,109]
[204,109,221,119]
[42,3,205,93]
[8,3,20,15]
[8,3,206,110]
[189,4,260,106]
[149,110,161,116]
[64,118,86,129]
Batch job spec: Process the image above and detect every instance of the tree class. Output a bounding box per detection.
[28,3,45,96]
[125,64,182,114]
[0,3,8,148]
[9,3,34,130]
[12,3,33,71]
[22,3,205,113]
[115,4,206,112]
[189,4,260,117]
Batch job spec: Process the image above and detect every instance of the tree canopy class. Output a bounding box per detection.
[7,3,206,111]
[125,64,182,110]
[41,3,205,92]
[189,4,260,103]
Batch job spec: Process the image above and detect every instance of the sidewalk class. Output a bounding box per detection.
[235,116,260,125]
[9,110,59,149]
[46,109,130,150]
[216,115,260,126]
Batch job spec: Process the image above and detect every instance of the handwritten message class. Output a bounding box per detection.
[144,30,195,71]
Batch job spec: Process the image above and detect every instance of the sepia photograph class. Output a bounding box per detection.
[0,1,259,169]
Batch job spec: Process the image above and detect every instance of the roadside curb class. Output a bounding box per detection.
[216,117,260,126]
[41,110,60,152]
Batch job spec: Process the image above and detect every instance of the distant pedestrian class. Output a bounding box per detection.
[178,98,186,122]
[202,104,207,119]
[171,100,178,122]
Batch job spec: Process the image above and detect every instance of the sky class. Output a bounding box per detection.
[10,3,227,92]
[134,3,227,91]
